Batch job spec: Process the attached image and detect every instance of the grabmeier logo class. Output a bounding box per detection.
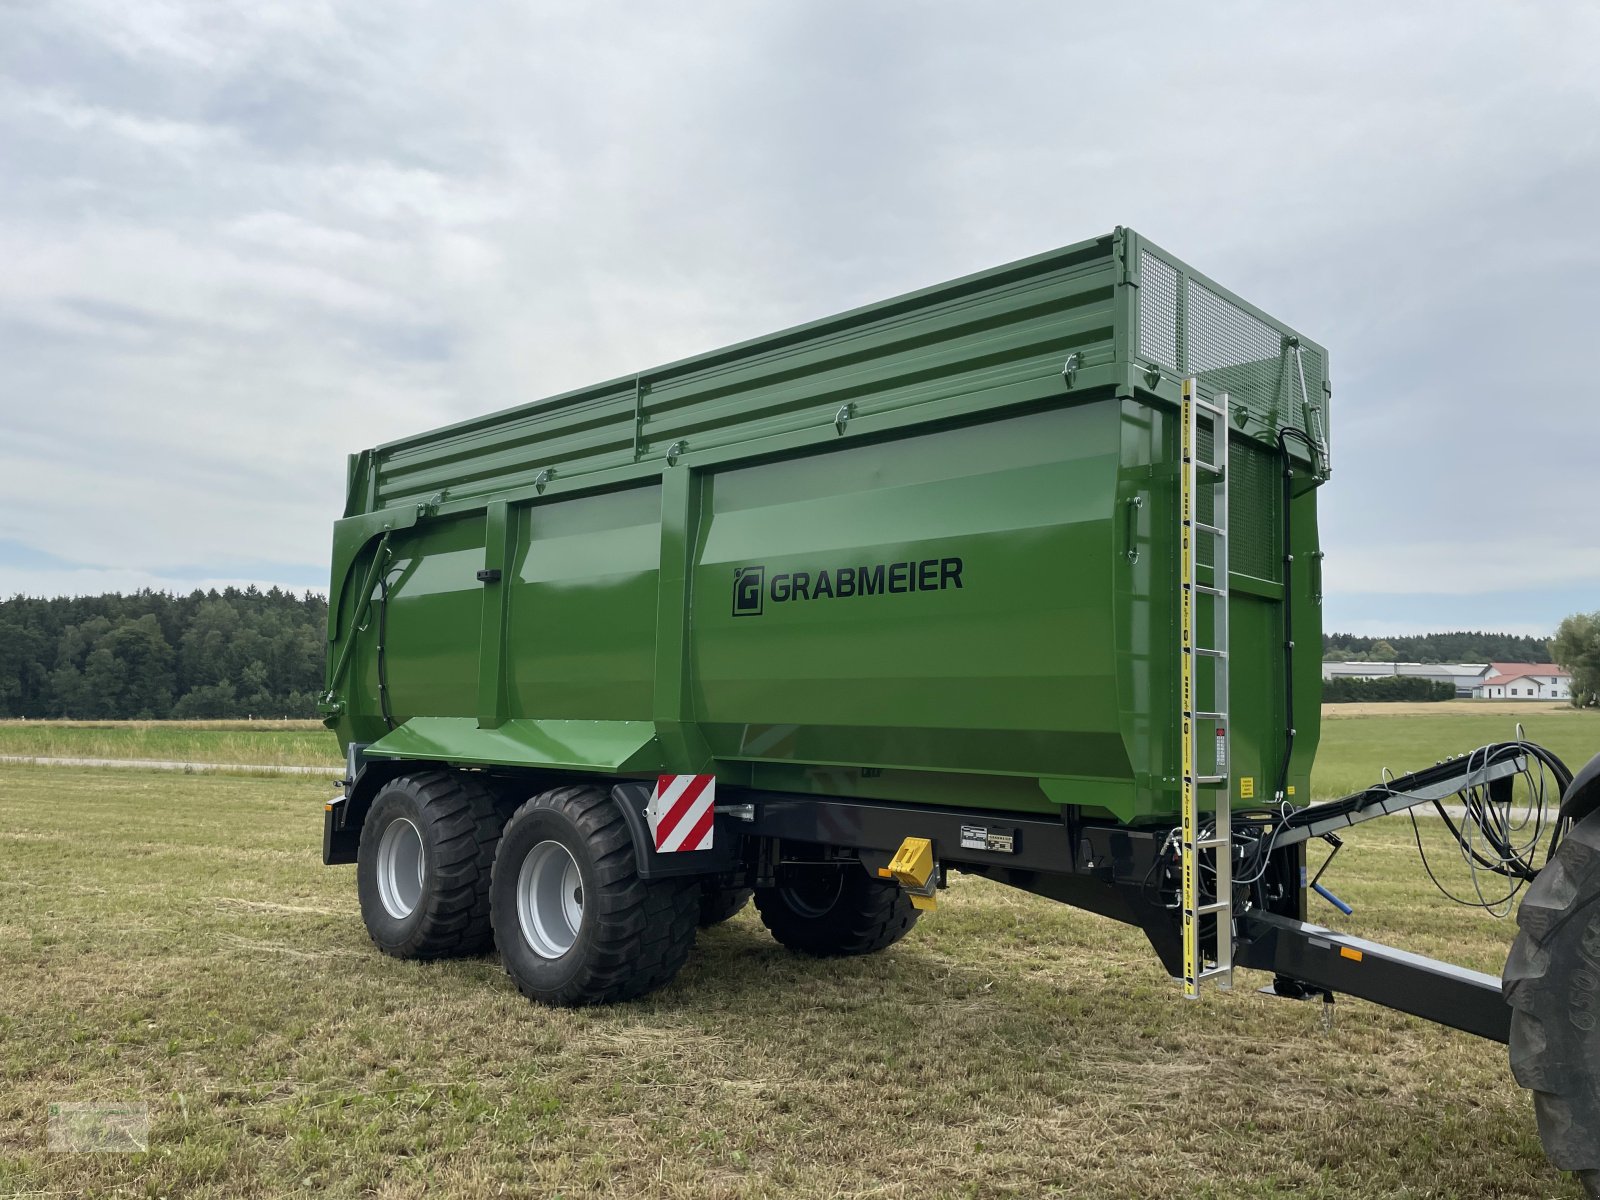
[732,565,765,616]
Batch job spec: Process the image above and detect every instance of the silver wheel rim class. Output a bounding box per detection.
[516,840,584,959]
[376,817,424,919]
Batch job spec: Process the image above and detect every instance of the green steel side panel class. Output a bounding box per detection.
[505,484,661,721]
[691,404,1128,792]
[364,717,664,773]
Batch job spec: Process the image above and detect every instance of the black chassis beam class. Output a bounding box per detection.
[1236,910,1511,1043]
[727,789,1515,1043]
[727,789,1194,973]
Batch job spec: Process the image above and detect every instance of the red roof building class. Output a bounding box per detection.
[1475,664,1571,700]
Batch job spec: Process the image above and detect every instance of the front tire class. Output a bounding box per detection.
[356,771,504,960]
[754,863,918,956]
[1505,811,1600,1198]
[491,784,699,1006]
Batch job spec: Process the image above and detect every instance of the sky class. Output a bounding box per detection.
[1,1,1596,637]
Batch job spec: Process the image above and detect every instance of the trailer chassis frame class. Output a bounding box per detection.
[713,750,1533,1044]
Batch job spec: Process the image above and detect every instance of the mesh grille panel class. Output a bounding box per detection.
[1230,441,1279,581]
[1188,278,1292,418]
[1138,250,1180,369]
[1187,281,1281,374]
[1137,247,1326,447]
[1193,417,1278,579]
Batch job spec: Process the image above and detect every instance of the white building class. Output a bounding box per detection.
[1474,664,1572,701]
[1322,661,1493,697]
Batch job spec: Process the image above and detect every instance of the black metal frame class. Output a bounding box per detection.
[1235,911,1511,1043]
[698,749,1539,1042]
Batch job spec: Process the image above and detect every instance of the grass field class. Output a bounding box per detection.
[1313,701,1596,798]
[0,720,338,769]
[0,762,1584,1198]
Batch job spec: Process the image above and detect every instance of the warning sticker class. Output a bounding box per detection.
[1239,777,1256,800]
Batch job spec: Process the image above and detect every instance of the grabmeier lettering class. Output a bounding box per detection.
[763,557,964,608]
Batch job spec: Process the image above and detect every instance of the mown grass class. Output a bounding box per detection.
[1312,701,1597,799]
[0,720,338,768]
[0,765,1580,1198]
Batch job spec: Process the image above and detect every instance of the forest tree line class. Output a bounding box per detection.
[1322,631,1552,664]
[0,589,327,719]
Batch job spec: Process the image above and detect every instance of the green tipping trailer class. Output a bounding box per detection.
[323,227,1327,821]
[319,227,1600,1195]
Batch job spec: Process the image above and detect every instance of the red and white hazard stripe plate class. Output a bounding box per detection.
[646,774,716,853]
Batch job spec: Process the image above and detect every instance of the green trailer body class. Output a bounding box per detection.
[322,226,1329,825]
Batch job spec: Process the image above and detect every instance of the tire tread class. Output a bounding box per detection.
[493,785,699,1006]
[754,867,918,956]
[357,770,506,961]
[1505,812,1600,1185]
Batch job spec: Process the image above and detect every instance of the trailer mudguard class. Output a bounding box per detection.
[609,782,740,879]
[360,716,668,774]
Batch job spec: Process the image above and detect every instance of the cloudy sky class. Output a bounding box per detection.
[1,2,1595,636]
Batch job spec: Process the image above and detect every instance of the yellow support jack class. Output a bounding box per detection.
[879,836,940,911]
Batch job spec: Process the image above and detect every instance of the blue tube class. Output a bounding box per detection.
[1312,882,1353,916]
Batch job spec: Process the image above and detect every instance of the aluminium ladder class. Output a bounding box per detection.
[1179,377,1233,997]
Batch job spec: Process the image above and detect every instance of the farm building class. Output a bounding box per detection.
[1473,664,1572,700]
[1321,661,1492,697]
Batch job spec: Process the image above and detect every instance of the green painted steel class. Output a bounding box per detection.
[325,227,1329,824]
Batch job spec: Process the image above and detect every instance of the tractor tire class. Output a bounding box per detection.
[490,784,699,1006]
[754,863,918,956]
[1504,810,1600,1198]
[356,770,504,960]
[698,883,754,927]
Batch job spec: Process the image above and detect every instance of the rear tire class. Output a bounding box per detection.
[698,883,753,927]
[491,784,699,1006]
[754,863,918,956]
[356,771,504,960]
[1504,811,1600,1198]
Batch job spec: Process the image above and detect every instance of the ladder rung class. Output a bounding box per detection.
[1190,521,1225,537]
[1192,775,1228,786]
[1193,398,1226,417]
[1190,838,1230,850]
[1187,583,1224,597]
[1196,965,1233,981]
[1188,711,1226,721]
[1192,647,1226,658]
[1194,901,1231,915]
[1195,460,1223,476]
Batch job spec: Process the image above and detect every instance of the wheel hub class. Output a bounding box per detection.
[376,817,425,919]
[516,840,585,959]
